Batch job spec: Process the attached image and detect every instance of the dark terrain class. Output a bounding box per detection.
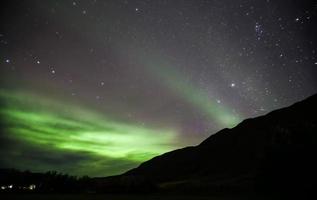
[94,94,317,196]
[1,94,316,199]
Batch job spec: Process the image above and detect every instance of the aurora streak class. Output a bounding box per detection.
[0,90,178,176]
[134,53,242,128]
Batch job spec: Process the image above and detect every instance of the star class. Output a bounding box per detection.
[254,22,263,40]
[259,107,266,111]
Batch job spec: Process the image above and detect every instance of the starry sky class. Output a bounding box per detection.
[0,0,316,177]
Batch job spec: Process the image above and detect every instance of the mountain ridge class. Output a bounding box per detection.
[94,94,317,194]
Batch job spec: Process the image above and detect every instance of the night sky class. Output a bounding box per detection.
[0,0,316,177]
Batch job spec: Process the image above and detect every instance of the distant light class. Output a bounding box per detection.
[8,185,13,189]
[217,99,221,104]
[230,83,236,87]
[100,81,105,86]
[5,59,10,63]
[36,60,40,64]
[29,184,36,190]
[135,8,139,11]
[51,70,56,74]
[1,186,6,190]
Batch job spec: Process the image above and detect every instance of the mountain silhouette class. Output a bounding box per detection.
[95,94,317,194]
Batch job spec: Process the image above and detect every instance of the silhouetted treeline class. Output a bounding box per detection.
[0,168,91,193]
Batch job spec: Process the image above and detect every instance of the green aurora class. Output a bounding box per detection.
[0,90,179,176]
[0,53,242,176]
[122,47,242,128]
[140,57,241,128]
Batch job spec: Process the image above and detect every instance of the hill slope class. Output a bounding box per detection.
[122,94,317,193]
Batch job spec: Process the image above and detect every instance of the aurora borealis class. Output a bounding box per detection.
[1,0,317,176]
[0,90,179,176]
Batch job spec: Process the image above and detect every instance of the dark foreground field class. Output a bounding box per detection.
[0,194,292,200]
